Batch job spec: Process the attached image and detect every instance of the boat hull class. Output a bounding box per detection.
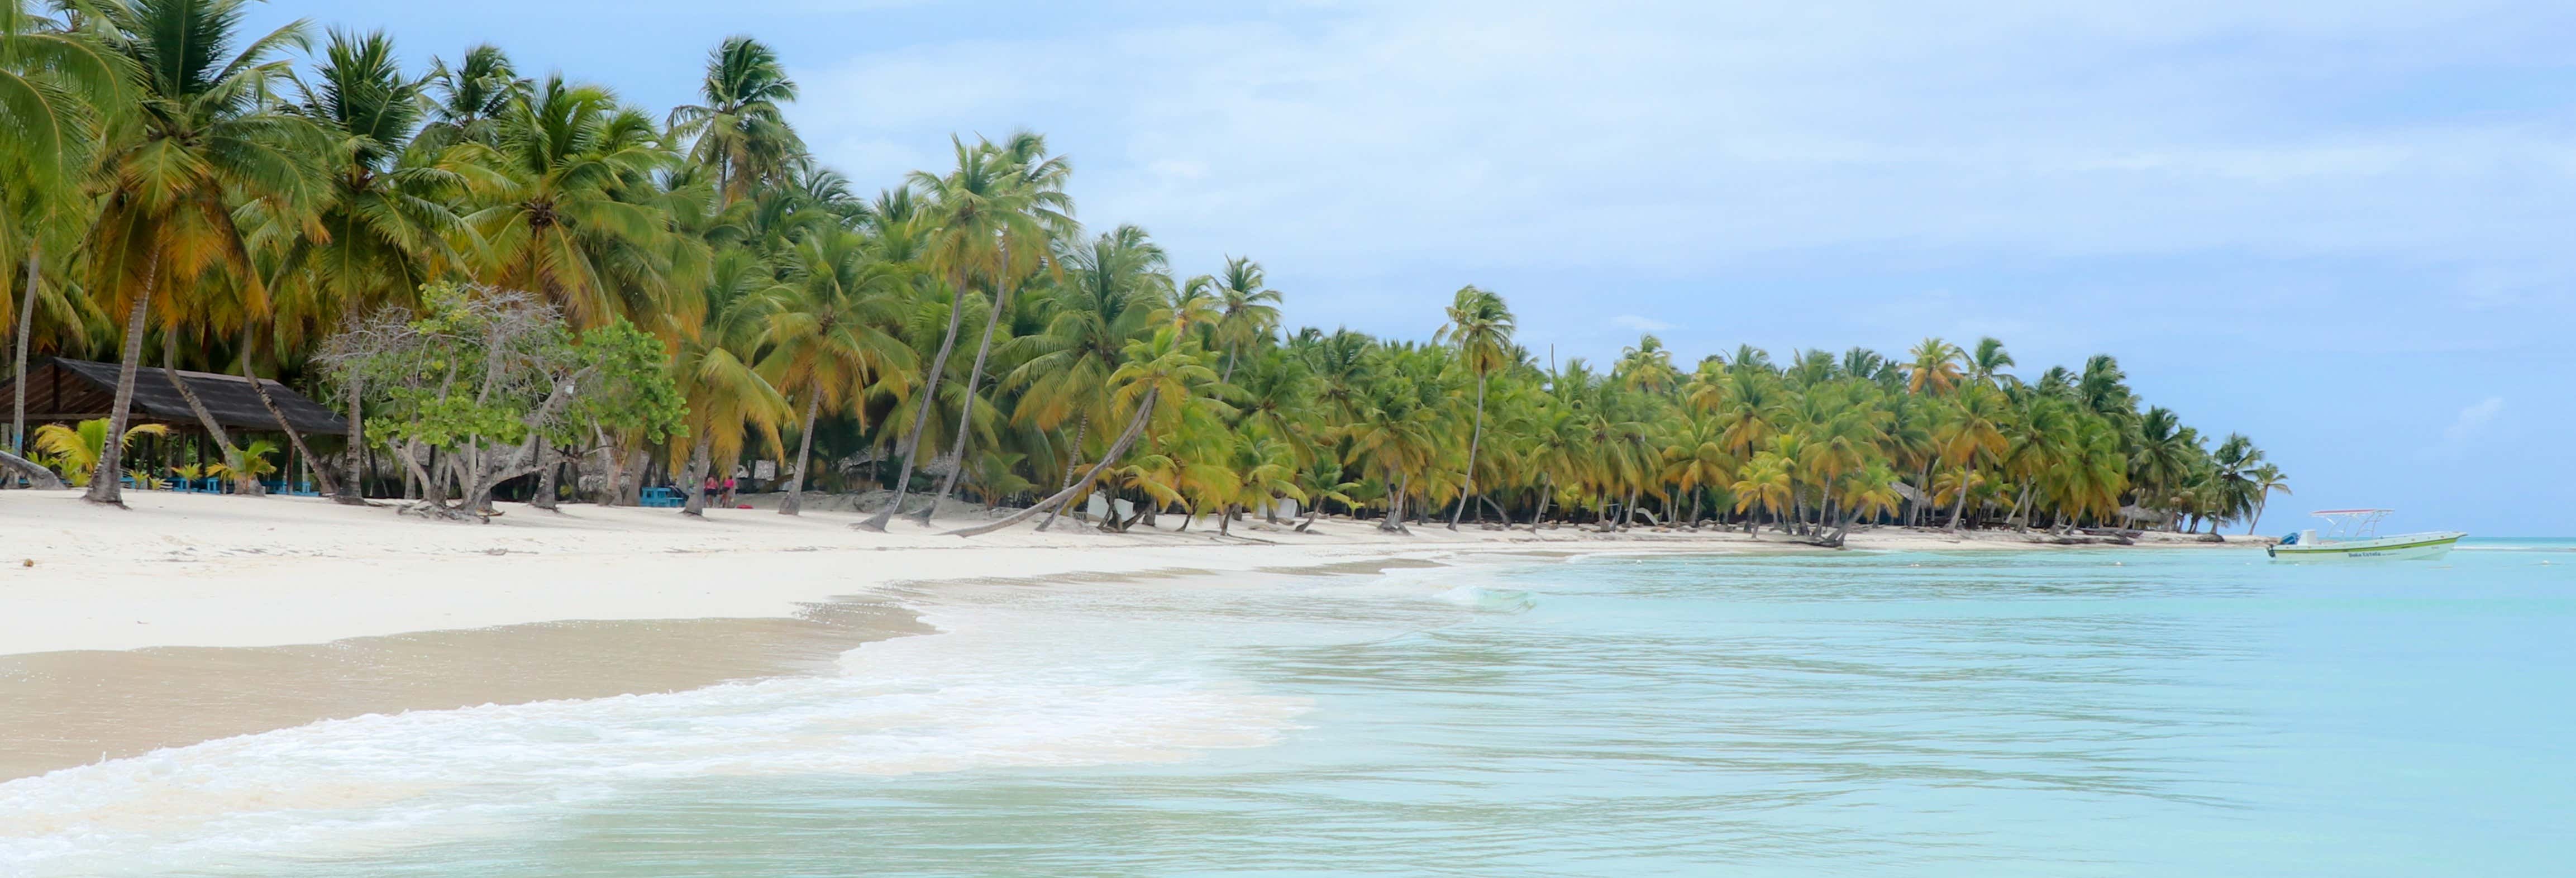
[2267,532,2465,561]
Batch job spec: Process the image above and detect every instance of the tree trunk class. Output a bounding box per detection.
[2009,482,2033,532]
[1446,375,1488,531]
[860,271,972,531]
[680,436,712,517]
[921,281,1012,524]
[1619,486,1640,531]
[594,430,624,507]
[9,241,36,460]
[160,335,252,494]
[0,448,61,489]
[1527,476,1553,533]
[531,443,561,510]
[949,387,1158,538]
[781,393,819,516]
[86,249,160,506]
[1377,471,1411,533]
[240,330,338,499]
[336,376,366,504]
[1947,470,1972,532]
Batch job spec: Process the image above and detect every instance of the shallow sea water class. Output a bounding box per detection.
[6,540,2571,876]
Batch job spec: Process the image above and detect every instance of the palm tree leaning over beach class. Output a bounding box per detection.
[1437,284,1511,530]
[918,130,1072,524]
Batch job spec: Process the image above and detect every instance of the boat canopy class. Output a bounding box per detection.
[2310,509,2393,539]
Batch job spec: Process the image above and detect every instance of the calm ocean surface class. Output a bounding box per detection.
[7,541,2572,876]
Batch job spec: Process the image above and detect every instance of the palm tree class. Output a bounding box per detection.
[33,418,165,486]
[1206,255,1279,381]
[1905,337,1965,396]
[666,36,800,209]
[2245,464,2291,533]
[916,131,1072,523]
[1435,284,1512,530]
[1659,411,1732,526]
[270,29,466,502]
[463,75,676,327]
[672,248,790,516]
[416,43,522,150]
[860,133,1065,530]
[1731,451,1792,537]
[1967,337,2014,388]
[2,1,119,461]
[1934,386,2009,531]
[761,229,913,514]
[1007,224,1163,496]
[79,0,330,505]
[946,327,1210,537]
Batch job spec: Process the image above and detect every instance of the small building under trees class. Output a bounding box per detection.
[3,357,347,437]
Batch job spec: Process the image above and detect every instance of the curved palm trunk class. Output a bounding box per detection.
[1526,476,1553,533]
[860,276,972,531]
[680,437,713,517]
[1947,470,1972,532]
[162,337,249,494]
[240,330,337,499]
[1446,375,1487,531]
[950,387,1157,538]
[921,283,1011,524]
[1377,470,1410,533]
[11,242,38,460]
[87,248,161,506]
[1,448,60,489]
[781,393,819,516]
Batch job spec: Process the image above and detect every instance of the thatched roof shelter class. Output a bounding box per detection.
[0,357,347,436]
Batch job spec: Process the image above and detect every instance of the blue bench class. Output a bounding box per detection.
[638,486,684,508]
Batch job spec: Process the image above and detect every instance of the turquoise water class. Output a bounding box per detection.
[7,542,2573,875]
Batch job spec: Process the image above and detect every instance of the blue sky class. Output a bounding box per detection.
[247,1,2576,535]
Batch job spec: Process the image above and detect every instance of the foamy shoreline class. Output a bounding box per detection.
[0,488,2262,656]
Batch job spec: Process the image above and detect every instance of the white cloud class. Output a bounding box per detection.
[2443,397,2506,445]
[2421,396,2506,460]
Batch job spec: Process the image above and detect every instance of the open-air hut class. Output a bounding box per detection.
[2,356,346,484]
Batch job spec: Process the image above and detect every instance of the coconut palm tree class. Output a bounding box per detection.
[1008,223,1164,493]
[945,327,1211,537]
[78,0,331,505]
[1934,385,2009,531]
[2,1,120,460]
[462,75,676,328]
[1435,284,1511,529]
[416,43,522,150]
[1731,451,1792,537]
[666,36,800,209]
[1905,337,1965,396]
[1206,255,1279,382]
[2245,464,2291,534]
[860,133,1063,530]
[761,229,914,514]
[916,131,1072,523]
[671,248,790,516]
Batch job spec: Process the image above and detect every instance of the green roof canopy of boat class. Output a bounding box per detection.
[1,357,349,436]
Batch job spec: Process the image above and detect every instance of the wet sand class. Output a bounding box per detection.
[0,601,927,781]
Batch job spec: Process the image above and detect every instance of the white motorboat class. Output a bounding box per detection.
[2268,509,2464,561]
